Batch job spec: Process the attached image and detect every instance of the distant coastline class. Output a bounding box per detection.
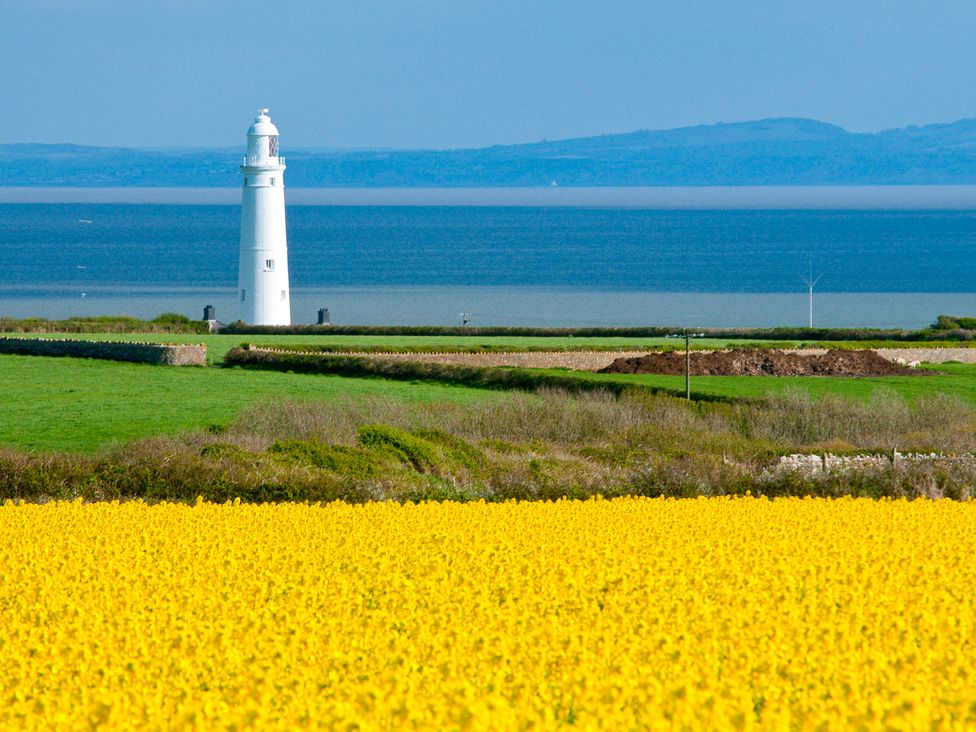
[9,118,976,188]
[3,185,976,209]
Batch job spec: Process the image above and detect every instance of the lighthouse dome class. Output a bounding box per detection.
[247,109,280,137]
[244,108,283,165]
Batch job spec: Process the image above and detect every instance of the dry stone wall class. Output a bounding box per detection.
[0,338,206,366]
[770,452,976,476]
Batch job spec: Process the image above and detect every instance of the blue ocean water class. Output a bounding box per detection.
[1,191,975,328]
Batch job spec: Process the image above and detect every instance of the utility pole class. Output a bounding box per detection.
[668,328,705,400]
[800,256,823,328]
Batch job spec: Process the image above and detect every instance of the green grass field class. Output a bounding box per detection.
[4,331,976,454]
[540,362,976,403]
[0,354,494,453]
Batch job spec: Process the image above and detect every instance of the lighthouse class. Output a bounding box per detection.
[238,109,291,325]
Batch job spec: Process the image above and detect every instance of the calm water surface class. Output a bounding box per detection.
[1,187,974,328]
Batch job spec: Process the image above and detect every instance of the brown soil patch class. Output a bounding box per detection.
[599,348,923,377]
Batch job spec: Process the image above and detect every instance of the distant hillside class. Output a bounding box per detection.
[6,117,976,186]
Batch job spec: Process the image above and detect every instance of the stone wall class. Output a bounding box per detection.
[0,338,207,366]
[770,452,976,476]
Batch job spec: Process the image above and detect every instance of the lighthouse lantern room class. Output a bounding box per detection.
[238,108,291,325]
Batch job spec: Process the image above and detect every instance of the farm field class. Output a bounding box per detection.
[1,497,973,729]
[6,348,976,454]
[0,354,494,453]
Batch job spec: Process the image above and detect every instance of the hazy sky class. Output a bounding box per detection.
[4,1,976,149]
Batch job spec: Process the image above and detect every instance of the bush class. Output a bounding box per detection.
[357,425,439,471]
[932,315,976,332]
[269,440,381,477]
[152,312,192,325]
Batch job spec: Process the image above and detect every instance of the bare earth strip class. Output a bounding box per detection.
[341,351,650,370]
[333,347,976,371]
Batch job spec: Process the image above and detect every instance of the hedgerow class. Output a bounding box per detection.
[221,319,976,341]
[221,346,697,399]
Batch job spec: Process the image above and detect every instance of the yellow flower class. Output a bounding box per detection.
[0,497,974,729]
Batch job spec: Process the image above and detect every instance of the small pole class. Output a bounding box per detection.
[685,328,691,400]
[801,255,823,329]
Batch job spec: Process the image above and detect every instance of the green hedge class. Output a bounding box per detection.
[221,320,975,341]
[248,343,679,355]
[222,346,708,400]
[0,315,209,334]
[933,315,976,331]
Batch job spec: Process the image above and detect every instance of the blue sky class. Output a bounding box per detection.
[3,0,976,148]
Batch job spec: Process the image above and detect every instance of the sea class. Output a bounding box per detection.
[2,186,976,329]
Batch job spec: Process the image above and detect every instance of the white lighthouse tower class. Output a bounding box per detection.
[238,108,291,325]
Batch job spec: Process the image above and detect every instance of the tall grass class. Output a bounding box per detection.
[230,389,649,446]
[742,388,976,452]
[2,387,974,503]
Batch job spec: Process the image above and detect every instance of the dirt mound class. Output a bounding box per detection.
[599,348,922,377]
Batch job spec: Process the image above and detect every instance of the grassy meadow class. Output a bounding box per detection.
[4,331,976,454]
[0,353,493,453]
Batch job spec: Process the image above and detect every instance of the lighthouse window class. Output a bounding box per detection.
[265,259,274,270]
[270,178,276,186]
[281,290,287,301]
[269,136,279,157]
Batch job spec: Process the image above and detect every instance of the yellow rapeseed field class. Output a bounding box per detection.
[1,496,974,730]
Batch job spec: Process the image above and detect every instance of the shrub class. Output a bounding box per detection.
[152,312,192,325]
[357,425,439,472]
[932,314,976,330]
[269,440,381,477]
